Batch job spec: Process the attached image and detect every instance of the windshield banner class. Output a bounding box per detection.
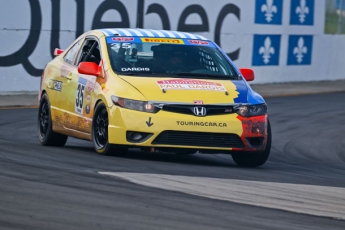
[157,79,226,91]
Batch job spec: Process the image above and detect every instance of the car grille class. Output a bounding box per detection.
[162,105,234,116]
[152,130,244,148]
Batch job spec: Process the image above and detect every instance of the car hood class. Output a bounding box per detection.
[119,76,249,104]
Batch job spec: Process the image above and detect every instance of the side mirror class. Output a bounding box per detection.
[54,48,64,56]
[78,62,100,77]
[239,68,255,82]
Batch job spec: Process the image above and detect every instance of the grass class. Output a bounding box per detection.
[325,11,345,34]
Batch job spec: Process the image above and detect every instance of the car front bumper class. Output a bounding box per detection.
[108,106,268,151]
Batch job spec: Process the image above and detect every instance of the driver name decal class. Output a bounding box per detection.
[121,67,150,71]
[157,79,226,91]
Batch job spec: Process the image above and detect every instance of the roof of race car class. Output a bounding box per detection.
[97,28,208,40]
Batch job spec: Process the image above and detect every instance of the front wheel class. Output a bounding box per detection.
[231,120,272,167]
[38,93,68,146]
[92,102,127,156]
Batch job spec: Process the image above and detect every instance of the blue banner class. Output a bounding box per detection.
[255,0,283,25]
[287,35,313,65]
[290,0,314,25]
[252,35,281,66]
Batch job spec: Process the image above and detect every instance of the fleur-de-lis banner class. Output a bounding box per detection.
[0,0,336,92]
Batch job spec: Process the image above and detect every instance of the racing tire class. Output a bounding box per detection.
[92,102,128,156]
[231,120,272,167]
[38,93,68,146]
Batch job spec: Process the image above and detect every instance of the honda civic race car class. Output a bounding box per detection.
[38,28,271,167]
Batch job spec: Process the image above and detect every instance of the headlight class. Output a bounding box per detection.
[235,104,267,117]
[111,96,159,113]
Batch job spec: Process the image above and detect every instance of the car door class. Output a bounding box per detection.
[49,38,83,135]
[63,37,101,136]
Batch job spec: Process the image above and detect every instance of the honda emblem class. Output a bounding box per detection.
[193,106,207,116]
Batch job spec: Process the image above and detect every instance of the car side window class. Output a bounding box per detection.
[76,39,101,66]
[63,39,83,65]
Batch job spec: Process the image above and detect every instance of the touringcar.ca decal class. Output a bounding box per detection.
[176,121,227,127]
[157,79,226,91]
[75,77,87,115]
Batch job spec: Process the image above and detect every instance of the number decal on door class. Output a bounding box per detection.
[75,77,87,115]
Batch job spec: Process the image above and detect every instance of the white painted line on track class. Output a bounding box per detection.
[99,172,345,220]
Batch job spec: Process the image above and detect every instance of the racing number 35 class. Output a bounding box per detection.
[75,77,87,115]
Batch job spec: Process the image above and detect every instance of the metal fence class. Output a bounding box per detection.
[325,0,345,34]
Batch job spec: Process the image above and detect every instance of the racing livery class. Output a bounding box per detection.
[38,28,271,167]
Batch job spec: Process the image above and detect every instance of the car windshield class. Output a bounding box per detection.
[106,37,239,79]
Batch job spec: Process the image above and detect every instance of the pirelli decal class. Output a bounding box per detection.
[141,38,184,44]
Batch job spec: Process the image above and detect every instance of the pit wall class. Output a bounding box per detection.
[0,0,344,93]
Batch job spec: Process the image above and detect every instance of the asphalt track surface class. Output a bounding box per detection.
[0,93,345,230]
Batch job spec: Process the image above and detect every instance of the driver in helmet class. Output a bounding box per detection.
[164,51,186,72]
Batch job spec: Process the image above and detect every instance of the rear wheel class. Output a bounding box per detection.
[38,93,68,146]
[92,102,127,156]
[231,120,272,167]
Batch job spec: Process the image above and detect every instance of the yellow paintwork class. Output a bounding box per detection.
[41,31,244,150]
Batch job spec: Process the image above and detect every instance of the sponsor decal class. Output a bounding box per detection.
[112,37,134,41]
[189,40,209,45]
[176,121,227,127]
[121,67,150,71]
[157,79,226,91]
[48,80,62,91]
[141,38,184,44]
[193,100,204,104]
[86,95,91,103]
[86,79,96,92]
[85,104,90,114]
[86,81,95,92]
[53,80,62,91]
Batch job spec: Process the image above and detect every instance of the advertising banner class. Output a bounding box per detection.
[0,0,343,93]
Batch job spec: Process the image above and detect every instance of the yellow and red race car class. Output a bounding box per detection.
[38,28,271,167]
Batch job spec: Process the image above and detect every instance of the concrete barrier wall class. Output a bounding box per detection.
[0,0,343,93]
